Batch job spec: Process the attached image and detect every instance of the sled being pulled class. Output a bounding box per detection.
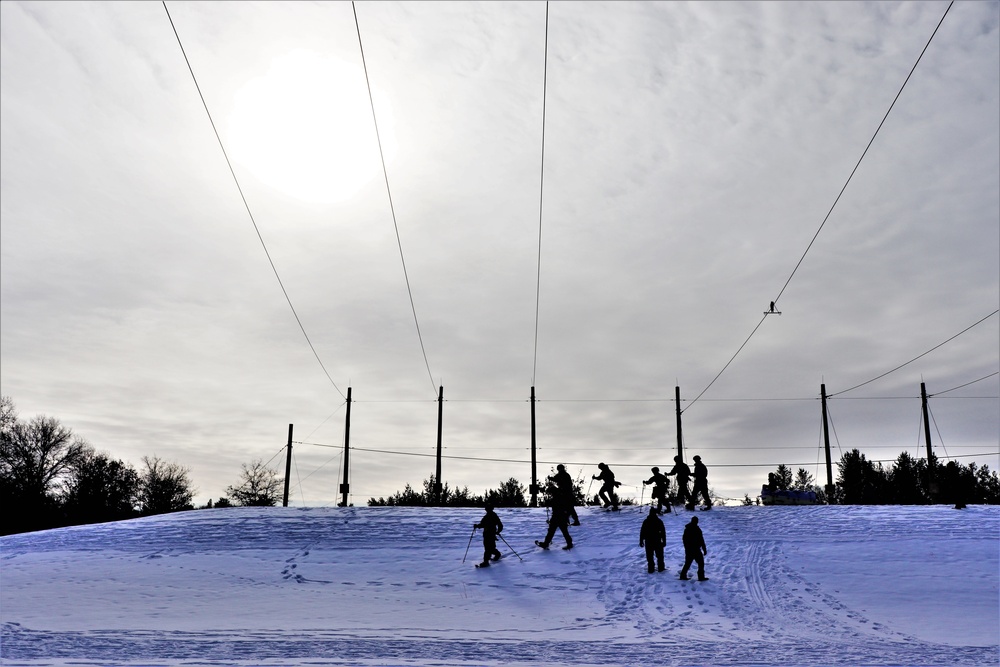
[760,486,819,506]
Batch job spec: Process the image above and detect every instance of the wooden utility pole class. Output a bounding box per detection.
[339,387,353,507]
[821,384,834,500]
[675,386,684,461]
[282,424,293,507]
[529,386,539,507]
[434,385,444,504]
[921,382,936,498]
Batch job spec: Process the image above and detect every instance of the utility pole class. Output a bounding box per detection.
[339,387,352,507]
[434,385,444,505]
[921,382,936,498]
[529,386,539,507]
[675,386,684,461]
[282,424,293,507]
[821,384,834,501]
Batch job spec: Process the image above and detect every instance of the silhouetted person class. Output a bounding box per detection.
[536,501,573,550]
[639,505,666,573]
[593,462,620,510]
[690,455,712,509]
[769,301,776,313]
[666,455,693,509]
[679,515,708,581]
[643,466,671,514]
[765,472,778,493]
[548,464,580,525]
[474,503,504,567]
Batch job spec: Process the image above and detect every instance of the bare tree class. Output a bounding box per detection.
[139,456,195,515]
[0,400,89,533]
[226,459,282,507]
[1,412,88,503]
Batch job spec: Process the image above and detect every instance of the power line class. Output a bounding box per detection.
[531,1,550,387]
[773,2,954,306]
[352,1,436,396]
[931,371,1000,396]
[162,1,345,400]
[685,1,955,414]
[289,441,999,470]
[829,310,999,397]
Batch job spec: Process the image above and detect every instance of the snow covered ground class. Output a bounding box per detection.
[1,504,997,666]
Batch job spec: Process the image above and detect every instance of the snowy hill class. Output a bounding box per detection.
[1,505,998,666]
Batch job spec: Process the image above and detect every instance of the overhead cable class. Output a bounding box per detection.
[829,309,998,397]
[685,1,955,414]
[162,2,345,399]
[931,370,1000,396]
[531,1,550,386]
[352,2,437,396]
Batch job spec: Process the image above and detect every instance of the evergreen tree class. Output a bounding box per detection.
[887,452,928,504]
[836,449,887,504]
[484,478,527,507]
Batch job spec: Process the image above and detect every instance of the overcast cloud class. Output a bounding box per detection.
[2,1,997,506]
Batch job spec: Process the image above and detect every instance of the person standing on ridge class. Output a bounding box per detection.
[679,515,708,581]
[639,505,666,573]
[548,464,580,525]
[643,466,671,514]
[666,455,693,509]
[690,455,712,510]
[474,503,504,567]
[593,462,620,510]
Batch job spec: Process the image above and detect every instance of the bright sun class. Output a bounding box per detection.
[227,50,396,204]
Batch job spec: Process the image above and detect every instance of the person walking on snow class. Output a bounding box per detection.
[548,464,580,525]
[639,505,666,573]
[666,455,693,509]
[536,500,573,550]
[679,515,708,581]
[690,455,712,510]
[643,466,671,514]
[593,462,620,510]
[474,504,504,567]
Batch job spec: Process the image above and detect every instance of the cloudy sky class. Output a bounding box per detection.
[2,1,997,506]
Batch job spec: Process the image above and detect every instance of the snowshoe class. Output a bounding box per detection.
[475,562,490,568]
[562,543,573,550]
[535,540,550,550]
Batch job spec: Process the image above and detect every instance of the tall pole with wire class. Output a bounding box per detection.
[530,386,539,507]
[821,384,834,500]
[340,387,353,507]
[283,424,293,507]
[435,385,444,505]
[675,386,684,461]
[921,382,936,498]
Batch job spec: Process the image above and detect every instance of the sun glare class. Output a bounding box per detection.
[227,50,396,204]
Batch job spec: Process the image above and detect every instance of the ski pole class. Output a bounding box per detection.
[497,532,523,561]
[462,526,477,563]
[639,484,645,507]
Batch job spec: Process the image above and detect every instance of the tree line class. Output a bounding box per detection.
[1,397,283,535]
[4,396,997,535]
[754,451,1000,505]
